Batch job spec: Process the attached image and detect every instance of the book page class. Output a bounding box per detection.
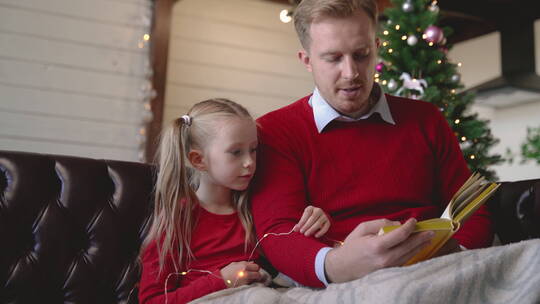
[454,183,500,223]
[450,174,485,216]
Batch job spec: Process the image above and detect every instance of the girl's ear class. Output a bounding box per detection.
[188,150,206,171]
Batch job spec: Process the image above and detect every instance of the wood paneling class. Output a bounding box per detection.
[0,0,152,161]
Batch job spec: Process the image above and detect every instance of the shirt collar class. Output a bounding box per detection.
[309,84,395,133]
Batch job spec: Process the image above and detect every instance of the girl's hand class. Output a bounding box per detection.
[293,206,331,238]
[220,261,262,288]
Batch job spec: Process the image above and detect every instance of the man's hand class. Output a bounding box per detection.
[324,218,434,283]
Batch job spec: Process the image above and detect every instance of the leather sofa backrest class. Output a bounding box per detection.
[0,150,154,304]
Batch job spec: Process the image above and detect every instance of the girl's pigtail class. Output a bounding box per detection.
[145,116,198,274]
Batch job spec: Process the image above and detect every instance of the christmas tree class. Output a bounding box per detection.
[377,0,503,180]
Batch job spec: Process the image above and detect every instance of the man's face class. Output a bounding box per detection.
[299,10,379,118]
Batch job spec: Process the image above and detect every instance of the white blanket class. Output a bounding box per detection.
[192,239,540,304]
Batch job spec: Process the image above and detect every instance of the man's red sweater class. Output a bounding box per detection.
[251,94,493,288]
[138,205,259,304]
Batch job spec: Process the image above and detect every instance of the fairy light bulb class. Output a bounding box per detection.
[374,73,380,78]
[458,62,462,67]
[428,42,434,46]
[454,119,460,124]
[279,9,292,23]
[470,155,476,159]
[383,30,389,35]
[238,271,245,278]
[388,48,393,53]
[451,89,456,94]
[461,136,467,141]
[180,272,187,275]
[395,24,401,30]
[382,41,389,47]
[422,33,427,39]
[437,60,442,64]
[382,80,388,85]
[401,35,407,40]
[143,34,150,41]
[226,280,232,285]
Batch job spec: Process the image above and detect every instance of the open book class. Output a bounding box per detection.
[379,173,500,265]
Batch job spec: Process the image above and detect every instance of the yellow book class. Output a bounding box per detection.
[378,172,500,265]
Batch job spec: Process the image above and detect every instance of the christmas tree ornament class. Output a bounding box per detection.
[376,62,384,72]
[396,72,427,96]
[402,1,413,13]
[424,25,444,44]
[387,79,398,91]
[407,35,418,46]
[451,73,461,83]
[428,3,439,13]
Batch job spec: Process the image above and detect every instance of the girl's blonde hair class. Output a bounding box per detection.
[143,98,255,273]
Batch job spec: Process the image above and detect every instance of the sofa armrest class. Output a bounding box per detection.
[487,179,540,244]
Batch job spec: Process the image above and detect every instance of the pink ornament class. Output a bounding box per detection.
[424,25,444,44]
[376,62,384,72]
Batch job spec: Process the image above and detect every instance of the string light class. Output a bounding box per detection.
[388,48,394,53]
[375,78,380,83]
[461,136,467,141]
[374,73,380,78]
[382,80,388,85]
[383,30,389,35]
[143,34,150,41]
[401,35,407,40]
[437,60,442,64]
[395,24,401,30]
[279,9,292,23]
[470,155,476,159]
[422,34,427,39]
[428,42,434,46]
[164,269,226,304]
[382,41,389,47]
[451,89,456,94]
[457,62,462,67]
[454,119,460,124]
[153,225,347,304]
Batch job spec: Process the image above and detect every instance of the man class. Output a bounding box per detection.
[250,0,492,288]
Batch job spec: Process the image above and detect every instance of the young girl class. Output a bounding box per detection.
[138,98,331,304]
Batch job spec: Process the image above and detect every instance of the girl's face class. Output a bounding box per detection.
[202,117,258,191]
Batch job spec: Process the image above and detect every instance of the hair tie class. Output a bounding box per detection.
[181,115,192,126]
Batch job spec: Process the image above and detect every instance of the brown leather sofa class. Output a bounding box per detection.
[1,150,539,303]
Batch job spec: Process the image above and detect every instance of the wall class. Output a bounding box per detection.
[163,0,313,125]
[0,0,152,161]
[449,20,540,181]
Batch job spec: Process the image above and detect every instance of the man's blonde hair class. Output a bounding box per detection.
[293,0,378,50]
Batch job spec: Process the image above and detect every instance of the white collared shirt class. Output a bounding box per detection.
[309,84,395,133]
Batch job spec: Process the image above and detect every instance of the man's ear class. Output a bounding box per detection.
[188,150,206,171]
[298,49,313,72]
